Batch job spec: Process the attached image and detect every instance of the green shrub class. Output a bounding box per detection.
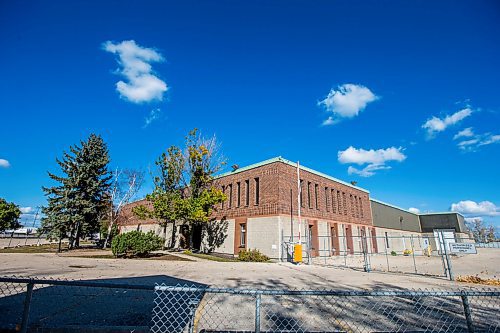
[111,231,163,257]
[391,250,397,256]
[238,249,270,262]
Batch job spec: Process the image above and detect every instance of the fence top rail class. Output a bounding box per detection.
[1,277,498,297]
[0,276,155,291]
[154,285,500,296]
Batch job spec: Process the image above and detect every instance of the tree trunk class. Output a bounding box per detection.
[170,220,177,249]
[103,219,114,249]
[74,222,81,248]
[162,224,167,249]
[188,224,194,251]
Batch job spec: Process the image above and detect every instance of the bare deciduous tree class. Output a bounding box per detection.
[103,169,144,248]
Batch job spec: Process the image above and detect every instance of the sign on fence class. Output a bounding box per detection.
[449,242,477,254]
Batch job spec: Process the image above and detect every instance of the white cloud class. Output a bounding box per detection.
[103,40,168,103]
[464,217,483,223]
[457,132,500,152]
[347,164,391,177]
[0,159,10,168]
[422,107,473,137]
[408,207,420,214]
[338,146,406,177]
[453,127,474,140]
[20,207,33,214]
[338,146,406,165]
[143,108,162,128]
[451,200,500,217]
[319,84,378,125]
[322,117,336,126]
[478,134,500,146]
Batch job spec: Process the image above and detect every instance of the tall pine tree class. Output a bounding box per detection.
[42,134,111,249]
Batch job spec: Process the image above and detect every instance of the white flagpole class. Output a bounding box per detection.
[297,161,301,244]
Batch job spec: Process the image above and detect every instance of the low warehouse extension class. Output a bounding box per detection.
[117,157,471,259]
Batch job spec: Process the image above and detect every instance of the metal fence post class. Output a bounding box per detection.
[362,233,371,272]
[255,293,261,333]
[383,236,390,272]
[441,231,454,281]
[20,281,34,333]
[410,235,417,274]
[461,291,474,333]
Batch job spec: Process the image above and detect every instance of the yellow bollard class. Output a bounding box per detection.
[293,244,302,263]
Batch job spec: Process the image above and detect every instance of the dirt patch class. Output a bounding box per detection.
[0,243,60,253]
[456,275,500,286]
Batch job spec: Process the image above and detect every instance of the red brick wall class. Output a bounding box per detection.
[213,162,280,219]
[118,160,374,227]
[277,162,373,226]
[116,199,157,227]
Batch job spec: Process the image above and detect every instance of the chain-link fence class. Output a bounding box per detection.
[282,231,498,280]
[0,276,156,332]
[1,276,499,332]
[152,285,500,333]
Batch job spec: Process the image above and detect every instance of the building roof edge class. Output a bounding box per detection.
[370,198,418,215]
[215,156,370,193]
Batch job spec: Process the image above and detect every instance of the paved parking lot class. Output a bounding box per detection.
[1,248,499,289]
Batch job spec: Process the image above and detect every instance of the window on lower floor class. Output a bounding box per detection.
[240,224,246,247]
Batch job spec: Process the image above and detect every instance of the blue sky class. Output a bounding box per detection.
[0,0,499,229]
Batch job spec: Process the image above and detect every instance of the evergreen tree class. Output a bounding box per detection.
[41,134,111,249]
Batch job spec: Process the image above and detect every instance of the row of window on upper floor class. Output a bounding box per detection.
[300,180,365,219]
[221,177,260,209]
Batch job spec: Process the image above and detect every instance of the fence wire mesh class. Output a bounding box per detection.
[0,276,154,331]
[1,277,499,333]
[152,285,500,333]
[282,232,498,280]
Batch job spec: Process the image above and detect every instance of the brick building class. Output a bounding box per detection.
[117,156,469,259]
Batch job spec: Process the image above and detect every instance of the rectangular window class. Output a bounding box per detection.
[307,182,312,208]
[300,180,304,207]
[245,179,250,206]
[240,224,246,247]
[254,177,260,205]
[236,182,241,207]
[331,189,337,214]
[337,190,341,214]
[222,185,225,209]
[228,184,233,208]
[342,192,347,215]
[325,187,329,212]
[314,184,319,209]
[350,194,355,217]
[385,232,390,248]
[359,197,364,218]
[354,196,359,218]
